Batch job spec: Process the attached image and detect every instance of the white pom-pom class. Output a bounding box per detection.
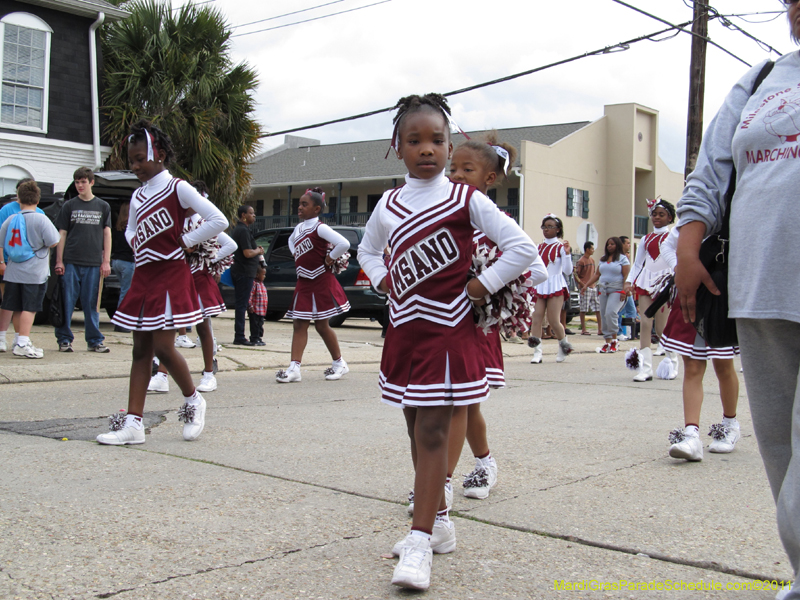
[624,348,639,371]
[656,357,677,380]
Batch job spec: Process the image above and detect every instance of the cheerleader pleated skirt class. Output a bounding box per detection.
[192,270,226,318]
[285,272,350,320]
[660,296,739,359]
[479,326,505,388]
[111,261,203,331]
[380,315,489,407]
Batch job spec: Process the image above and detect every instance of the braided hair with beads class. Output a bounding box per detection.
[387,93,452,158]
[128,119,175,166]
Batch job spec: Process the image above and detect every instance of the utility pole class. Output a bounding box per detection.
[685,0,709,180]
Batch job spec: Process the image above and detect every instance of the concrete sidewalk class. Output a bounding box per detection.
[0,316,790,598]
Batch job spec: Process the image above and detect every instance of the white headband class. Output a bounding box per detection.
[490,145,510,174]
[128,129,155,162]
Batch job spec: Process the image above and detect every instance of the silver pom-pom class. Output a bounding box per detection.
[276,369,288,379]
[177,403,196,424]
[323,367,335,376]
[527,336,541,348]
[668,428,685,445]
[625,348,640,371]
[469,241,535,337]
[183,217,232,277]
[327,244,350,275]
[708,423,728,441]
[463,467,489,489]
[108,410,127,431]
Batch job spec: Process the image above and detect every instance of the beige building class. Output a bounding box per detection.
[246,103,685,248]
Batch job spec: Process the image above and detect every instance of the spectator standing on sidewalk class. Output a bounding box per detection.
[53,167,112,353]
[230,205,263,346]
[574,241,600,335]
[0,181,59,357]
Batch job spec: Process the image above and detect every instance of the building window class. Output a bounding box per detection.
[348,195,358,213]
[566,187,589,218]
[291,198,299,214]
[634,215,649,238]
[328,196,337,214]
[255,200,264,216]
[272,199,281,216]
[507,188,519,206]
[0,13,52,132]
[367,194,381,212]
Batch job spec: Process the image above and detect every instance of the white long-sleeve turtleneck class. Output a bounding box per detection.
[358,171,537,294]
[126,170,227,249]
[288,216,349,259]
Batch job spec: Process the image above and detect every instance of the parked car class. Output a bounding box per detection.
[220,226,385,327]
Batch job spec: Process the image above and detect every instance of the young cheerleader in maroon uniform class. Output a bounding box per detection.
[529,214,573,364]
[359,94,536,591]
[147,180,236,395]
[660,228,741,461]
[276,187,351,383]
[623,198,676,382]
[97,120,226,445]
[447,133,546,501]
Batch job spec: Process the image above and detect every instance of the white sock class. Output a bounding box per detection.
[684,425,699,437]
[17,336,30,346]
[124,414,143,430]
[435,510,450,525]
[202,371,213,377]
[13,333,19,344]
[185,391,201,406]
[723,416,739,428]
[290,361,301,370]
[0,331,5,341]
[409,529,431,542]
[333,357,345,366]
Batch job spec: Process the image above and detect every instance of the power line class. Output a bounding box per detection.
[609,0,750,66]
[231,0,392,38]
[230,1,346,30]
[171,0,215,11]
[260,20,696,139]
[707,4,783,55]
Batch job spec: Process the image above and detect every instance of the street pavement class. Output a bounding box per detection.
[0,313,791,599]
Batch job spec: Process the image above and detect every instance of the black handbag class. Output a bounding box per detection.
[693,60,774,347]
[49,275,64,328]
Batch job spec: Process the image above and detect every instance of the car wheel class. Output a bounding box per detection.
[265,312,282,321]
[328,314,347,328]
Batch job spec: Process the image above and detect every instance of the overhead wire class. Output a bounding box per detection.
[260,20,699,138]
[706,4,783,55]
[231,0,392,38]
[230,0,346,30]
[609,0,750,66]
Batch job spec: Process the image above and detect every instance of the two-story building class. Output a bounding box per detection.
[0,0,129,195]
[247,103,685,245]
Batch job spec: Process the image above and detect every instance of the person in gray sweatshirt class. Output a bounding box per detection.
[675,6,800,598]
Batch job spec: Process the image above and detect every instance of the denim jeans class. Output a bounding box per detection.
[54,263,104,347]
[111,259,135,306]
[232,272,254,342]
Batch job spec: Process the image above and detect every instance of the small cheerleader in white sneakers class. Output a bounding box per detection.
[529,214,572,364]
[660,227,741,461]
[276,187,350,383]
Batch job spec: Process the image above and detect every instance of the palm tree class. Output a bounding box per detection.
[101,0,262,219]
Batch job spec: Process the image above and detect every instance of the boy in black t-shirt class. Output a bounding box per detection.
[53,167,112,353]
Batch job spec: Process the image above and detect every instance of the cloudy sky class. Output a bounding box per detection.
[175,0,793,173]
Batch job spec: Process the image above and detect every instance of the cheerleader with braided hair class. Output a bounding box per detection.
[275,186,351,383]
[359,94,537,590]
[96,119,227,446]
[529,214,573,363]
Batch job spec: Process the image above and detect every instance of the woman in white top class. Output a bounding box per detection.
[529,214,573,364]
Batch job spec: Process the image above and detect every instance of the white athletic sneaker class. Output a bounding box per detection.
[0,339,6,352]
[618,333,630,341]
[463,456,498,499]
[178,395,206,441]
[276,366,301,383]
[12,342,43,359]
[530,346,543,364]
[324,360,349,380]
[196,372,217,393]
[391,535,432,590]
[96,425,145,445]
[174,335,196,348]
[668,428,703,461]
[147,374,169,393]
[392,519,456,556]
[708,422,741,454]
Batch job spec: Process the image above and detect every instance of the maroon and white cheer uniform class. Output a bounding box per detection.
[112,171,227,331]
[534,238,572,300]
[285,217,350,320]
[185,213,236,318]
[626,225,672,298]
[358,172,537,408]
